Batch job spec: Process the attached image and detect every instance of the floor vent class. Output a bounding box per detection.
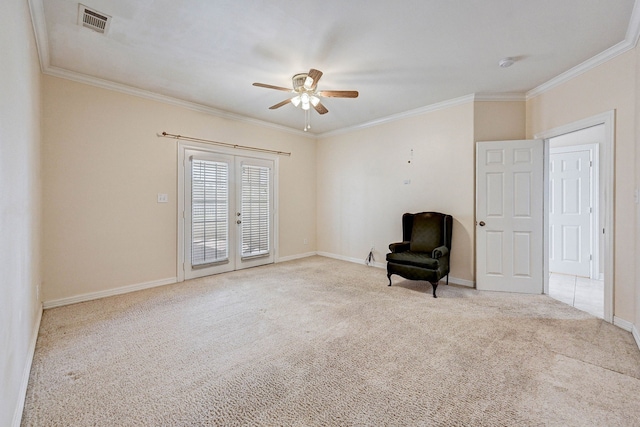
[78,4,111,34]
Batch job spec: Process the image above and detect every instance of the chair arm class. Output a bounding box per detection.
[432,245,449,259]
[389,241,410,253]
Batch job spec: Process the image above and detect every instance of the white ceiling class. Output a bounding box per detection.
[32,0,637,135]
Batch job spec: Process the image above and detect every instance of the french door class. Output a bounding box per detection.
[182,148,274,280]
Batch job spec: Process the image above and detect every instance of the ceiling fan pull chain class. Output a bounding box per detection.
[304,109,311,132]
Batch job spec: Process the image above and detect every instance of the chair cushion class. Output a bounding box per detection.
[409,213,443,253]
[386,251,440,269]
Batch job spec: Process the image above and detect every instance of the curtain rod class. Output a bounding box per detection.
[159,132,291,157]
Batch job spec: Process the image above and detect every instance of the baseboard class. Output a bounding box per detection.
[13,303,42,427]
[317,251,386,269]
[613,317,640,351]
[277,252,318,263]
[316,251,474,287]
[42,277,177,309]
[613,316,633,332]
[447,277,475,288]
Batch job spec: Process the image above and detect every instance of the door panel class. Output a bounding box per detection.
[476,140,544,294]
[184,151,235,279]
[549,150,591,277]
[235,157,274,270]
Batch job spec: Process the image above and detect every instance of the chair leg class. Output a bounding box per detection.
[431,282,438,298]
[446,274,449,286]
[387,273,392,286]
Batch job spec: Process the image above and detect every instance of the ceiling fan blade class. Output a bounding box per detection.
[317,90,359,98]
[307,69,323,90]
[253,82,292,92]
[313,101,328,115]
[269,99,292,109]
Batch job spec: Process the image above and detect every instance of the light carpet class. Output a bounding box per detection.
[22,256,640,426]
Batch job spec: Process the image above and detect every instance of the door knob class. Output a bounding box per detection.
[479,221,486,226]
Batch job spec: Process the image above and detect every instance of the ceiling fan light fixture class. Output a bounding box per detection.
[303,76,314,90]
[300,92,311,109]
[253,68,358,130]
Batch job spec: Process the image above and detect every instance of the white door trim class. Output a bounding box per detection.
[177,140,279,283]
[535,110,614,323]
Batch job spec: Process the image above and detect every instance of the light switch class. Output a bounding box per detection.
[403,179,411,185]
[157,193,168,203]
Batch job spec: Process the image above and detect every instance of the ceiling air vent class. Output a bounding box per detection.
[78,4,111,34]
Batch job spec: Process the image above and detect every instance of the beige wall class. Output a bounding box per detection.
[474,101,526,142]
[316,100,526,286]
[0,0,42,424]
[317,102,476,284]
[527,49,637,323]
[42,76,316,302]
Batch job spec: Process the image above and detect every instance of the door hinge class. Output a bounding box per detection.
[590,254,593,260]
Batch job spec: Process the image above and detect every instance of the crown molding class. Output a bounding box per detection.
[527,0,640,99]
[43,66,312,138]
[317,92,525,138]
[27,0,49,73]
[474,92,526,102]
[317,94,476,138]
[28,0,640,137]
[626,0,640,48]
[28,0,310,138]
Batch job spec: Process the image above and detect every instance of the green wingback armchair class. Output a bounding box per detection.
[386,212,453,298]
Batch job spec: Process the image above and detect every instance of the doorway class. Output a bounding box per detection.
[548,128,603,280]
[537,112,613,322]
[177,143,278,282]
[547,128,603,318]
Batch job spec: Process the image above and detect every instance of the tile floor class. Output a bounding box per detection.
[548,272,604,319]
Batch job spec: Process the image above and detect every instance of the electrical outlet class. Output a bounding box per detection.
[303,238,308,245]
[157,193,168,203]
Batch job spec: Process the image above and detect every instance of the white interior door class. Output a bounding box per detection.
[476,140,544,294]
[183,149,274,280]
[549,149,591,277]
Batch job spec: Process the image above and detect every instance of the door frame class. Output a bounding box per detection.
[535,110,614,323]
[176,140,280,283]
[549,143,600,280]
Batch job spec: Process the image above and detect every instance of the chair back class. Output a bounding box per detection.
[402,212,452,253]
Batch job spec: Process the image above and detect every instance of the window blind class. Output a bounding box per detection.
[241,164,270,258]
[191,159,229,266]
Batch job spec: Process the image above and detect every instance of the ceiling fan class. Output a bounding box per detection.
[253,68,358,131]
